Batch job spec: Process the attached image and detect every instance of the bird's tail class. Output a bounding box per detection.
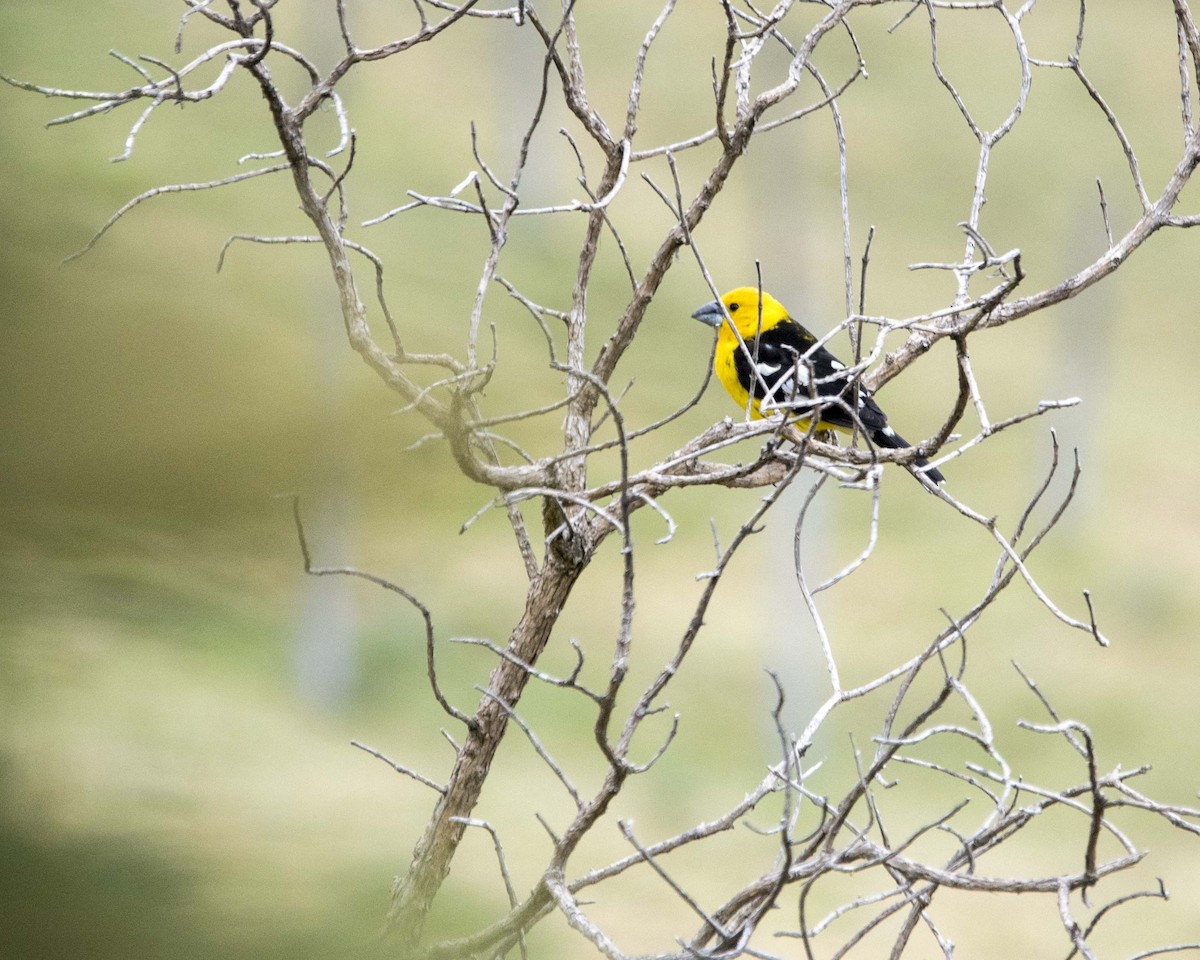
[870,425,945,486]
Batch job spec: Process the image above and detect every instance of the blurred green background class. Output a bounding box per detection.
[2,2,1198,957]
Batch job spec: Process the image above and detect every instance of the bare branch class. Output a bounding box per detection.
[351,740,447,794]
[291,497,473,729]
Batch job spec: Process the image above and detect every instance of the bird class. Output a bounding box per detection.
[691,286,945,485]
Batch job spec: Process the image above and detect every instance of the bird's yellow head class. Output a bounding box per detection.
[690,287,790,342]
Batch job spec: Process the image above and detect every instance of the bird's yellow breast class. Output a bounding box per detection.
[714,337,758,418]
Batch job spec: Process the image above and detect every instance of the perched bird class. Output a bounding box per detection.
[691,287,945,485]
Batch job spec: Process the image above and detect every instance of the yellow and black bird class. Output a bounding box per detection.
[691,287,945,485]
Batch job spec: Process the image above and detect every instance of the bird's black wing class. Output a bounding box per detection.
[734,319,945,483]
[733,319,885,431]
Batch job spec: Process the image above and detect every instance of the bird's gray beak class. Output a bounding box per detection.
[691,299,725,328]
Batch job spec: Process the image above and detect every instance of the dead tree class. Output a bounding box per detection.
[7,1,1200,957]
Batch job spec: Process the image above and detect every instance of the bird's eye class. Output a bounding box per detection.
[728,302,739,313]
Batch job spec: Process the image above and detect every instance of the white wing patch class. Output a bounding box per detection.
[758,360,810,413]
[754,360,809,386]
[752,358,808,414]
